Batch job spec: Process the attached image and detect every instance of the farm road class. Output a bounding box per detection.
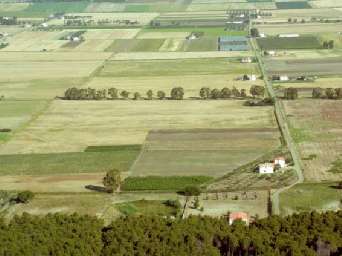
[250,38,304,215]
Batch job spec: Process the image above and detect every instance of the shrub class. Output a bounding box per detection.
[16,191,34,204]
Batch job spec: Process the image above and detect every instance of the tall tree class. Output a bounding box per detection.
[103,169,121,193]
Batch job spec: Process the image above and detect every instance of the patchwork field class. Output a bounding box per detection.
[99,58,259,77]
[257,36,322,50]
[256,23,342,35]
[264,57,342,76]
[284,99,342,182]
[130,128,280,177]
[0,100,276,155]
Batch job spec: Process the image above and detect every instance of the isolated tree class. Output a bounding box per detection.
[183,186,201,196]
[108,88,118,99]
[284,88,298,100]
[133,92,141,100]
[221,87,232,98]
[250,85,265,98]
[157,90,166,100]
[210,89,221,99]
[146,90,153,100]
[103,169,121,193]
[199,87,211,99]
[325,88,336,99]
[170,87,184,100]
[120,90,130,99]
[250,28,260,38]
[312,87,323,98]
[335,88,342,99]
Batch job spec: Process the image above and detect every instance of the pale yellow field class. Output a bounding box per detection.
[0,3,29,11]
[0,51,111,61]
[85,74,264,98]
[137,32,190,39]
[66,12,159,25]
[268,49,342,60]
[0,61,102,82]
[85,2,126,12]
[2,31,66,51]
[275,77,342,89]
[0,100,276,154]
[271,8,342,18]
[311,0,342,8]
[159,38,185,52]
[111,51,253,60]
[257,23,342,35]
[83,29,140,40]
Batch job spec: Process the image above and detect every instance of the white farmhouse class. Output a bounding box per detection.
[278,34,299,38]
[280,75,289,81]
[258,163,274,174]
[274,157,286,168]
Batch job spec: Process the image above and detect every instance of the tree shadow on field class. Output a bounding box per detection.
[85,185,108,193]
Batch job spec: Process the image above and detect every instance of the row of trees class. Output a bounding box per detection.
[283,87,342,100]
[313,87,342,99]
[199,85,265,99]
[63,87,184,100]
[63,86,265,101]
[0,211,341,255]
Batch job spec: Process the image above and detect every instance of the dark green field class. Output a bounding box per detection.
[0,150,140,175]
[257,36,322,50]
[122,176,212,191]
[276,1,311,9]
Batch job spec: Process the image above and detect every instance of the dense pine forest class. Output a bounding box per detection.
[0,211,341,256]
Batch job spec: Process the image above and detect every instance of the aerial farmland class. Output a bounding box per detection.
[0,0,341,230]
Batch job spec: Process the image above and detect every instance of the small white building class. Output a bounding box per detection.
[260,33,266,38]
[248,74,257,81]
[258,163,274,174]
[241,57,252,63]
[265,50,276,56]
[274,157,286,168]
[278,34,299,38]
[41,22,48,28]
[280,75,289,81]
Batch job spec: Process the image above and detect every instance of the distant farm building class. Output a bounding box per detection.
[258,163,274,174]
[274,157,286,168]
[229,212,249,225]
[241,57,252,63]
[278,34,299,38]
[218,36,249,51]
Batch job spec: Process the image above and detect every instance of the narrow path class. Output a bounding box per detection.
[250,38,304,215]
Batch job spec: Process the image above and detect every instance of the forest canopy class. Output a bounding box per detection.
[0,211,341,256]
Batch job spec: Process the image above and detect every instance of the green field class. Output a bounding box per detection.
[115,200,179,216]
[122,176,212,191]
[276,1,311,10]
[280,183,342,215]
[106,39,165,52]
[0,150,140,175]
[0,100,48,127]
[181,37,218,51]
[100,58,258,77]
[0,2,88,17]
[142,27,248,37]
[257,36,322,50]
